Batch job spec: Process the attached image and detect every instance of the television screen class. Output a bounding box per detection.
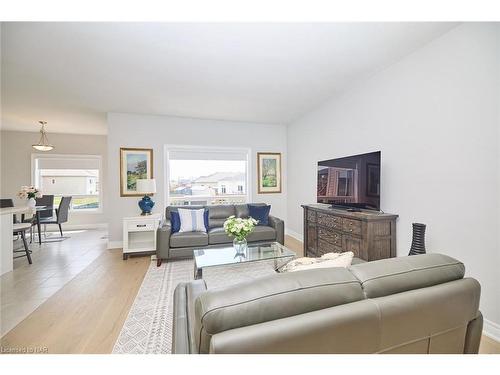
[317,151,380,211]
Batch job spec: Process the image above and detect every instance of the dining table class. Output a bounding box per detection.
[1,206,33,275]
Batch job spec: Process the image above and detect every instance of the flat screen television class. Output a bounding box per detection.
[317,151,380,211]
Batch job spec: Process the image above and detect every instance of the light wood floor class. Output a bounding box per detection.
[1,234,499,354]
[1,248,150,353]
[1,229,107,337]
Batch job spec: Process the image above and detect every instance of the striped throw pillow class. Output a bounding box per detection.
[178,208,207,233]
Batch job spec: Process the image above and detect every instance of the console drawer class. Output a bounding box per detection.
[318,240,343,255]
[343,235,361,258]
[127,221,156,232]
[342,218,362,235]
[307,210,317,223]
[317,213,342,230]
[318,227,342,247]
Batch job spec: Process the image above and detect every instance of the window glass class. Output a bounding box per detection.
[168,156,248,206]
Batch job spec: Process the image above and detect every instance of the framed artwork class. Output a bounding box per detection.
[120,148,154,197]
[366,163,380,197]
[257,152,282,194]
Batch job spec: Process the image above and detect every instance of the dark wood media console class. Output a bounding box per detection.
[302,204,398,261]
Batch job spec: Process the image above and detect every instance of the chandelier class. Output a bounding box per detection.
[32,121,54,151]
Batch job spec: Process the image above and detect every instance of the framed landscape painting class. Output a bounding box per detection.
[120,148,153,197]
[257,152,282,194]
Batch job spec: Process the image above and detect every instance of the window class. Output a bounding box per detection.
[337,169,354,197]
[32,154,102,212]
[167,147,249,206]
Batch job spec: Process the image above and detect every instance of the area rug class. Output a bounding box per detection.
[112,257,286,353]
[112,259,193,354]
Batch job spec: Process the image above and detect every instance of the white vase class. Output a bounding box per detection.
[27,197,36,209]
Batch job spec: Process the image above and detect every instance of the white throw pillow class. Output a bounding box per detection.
[178,208,206,233]
[281,251,354,272]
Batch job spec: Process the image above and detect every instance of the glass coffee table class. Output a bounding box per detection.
[193,242,296,289]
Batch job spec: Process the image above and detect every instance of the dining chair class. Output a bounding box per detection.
[34,194,54,240]
[36,194,54,219]
[38,196,72,237]
[0,198,33,264]
[13,222,33,264]
[0,198,13,208]
[1,198,18,223]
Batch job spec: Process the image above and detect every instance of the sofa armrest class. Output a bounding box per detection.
[172,280,208,354]
[268,215,284,245]
[156,222,172,260]
[464,311,483,354]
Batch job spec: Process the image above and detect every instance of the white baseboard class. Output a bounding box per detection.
[483,318,500,343]
[285,228,303,242]
[107,241,123,250]
[42,223,108,231]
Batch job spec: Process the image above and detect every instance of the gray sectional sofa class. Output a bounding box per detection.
[156,203,284,264]
[172,253,483,354]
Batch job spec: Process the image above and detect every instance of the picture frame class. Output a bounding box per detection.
[120,147,154,197]
[257,152,282,194]
[366,163,380,197]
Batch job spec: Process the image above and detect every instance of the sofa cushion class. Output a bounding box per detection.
[349,253,465,299]
[208,205,236,229]
[194,268,365,353]
[280,252,354,273]
[170,211,181,233]
[235,203,266,218]
[208,227,232,245]
[248,204,271,226]
[179,208,207,233]
[166,205,204,220]
[170,231,209,248]
[234,204,249,218]
[171,209,209,233]
[246,226,276,242]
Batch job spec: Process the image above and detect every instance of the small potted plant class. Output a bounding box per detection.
[17,186,42,208]
[223,215,258,254]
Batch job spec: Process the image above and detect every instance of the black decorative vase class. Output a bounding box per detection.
[409,223,426,256]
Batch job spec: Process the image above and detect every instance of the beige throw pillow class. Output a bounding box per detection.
[280,251,354,273]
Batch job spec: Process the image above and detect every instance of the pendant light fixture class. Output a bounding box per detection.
[32,121,54,151]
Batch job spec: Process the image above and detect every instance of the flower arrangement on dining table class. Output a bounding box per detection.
[223,215,258,242]
[17,186,42,200]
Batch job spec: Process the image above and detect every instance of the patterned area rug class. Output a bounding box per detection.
[112,259,193,354]
[112,257,287,353]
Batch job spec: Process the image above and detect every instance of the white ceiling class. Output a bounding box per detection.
[1,22,458,135]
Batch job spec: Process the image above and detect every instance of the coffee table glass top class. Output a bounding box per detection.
[193,242,295,269]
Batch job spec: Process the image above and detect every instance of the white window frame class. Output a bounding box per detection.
[164,144,251,209]
[31,153,103,214]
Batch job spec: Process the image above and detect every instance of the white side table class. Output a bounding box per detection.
[122,214,161,260]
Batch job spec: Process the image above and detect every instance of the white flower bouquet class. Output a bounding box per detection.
[17,186,42,200]
[223,215,258,242]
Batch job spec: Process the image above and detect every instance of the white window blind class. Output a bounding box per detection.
[168,149,248,161]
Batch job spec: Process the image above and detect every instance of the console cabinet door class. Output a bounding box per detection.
[307,224,318,257]
[343,235,362,259]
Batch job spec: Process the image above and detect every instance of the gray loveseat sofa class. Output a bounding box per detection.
[156,203,284,264]
[172,253,482,354]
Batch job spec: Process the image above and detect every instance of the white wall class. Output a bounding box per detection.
[287,24,500,330]
[106,112,287,245]
[0,130,108,228]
